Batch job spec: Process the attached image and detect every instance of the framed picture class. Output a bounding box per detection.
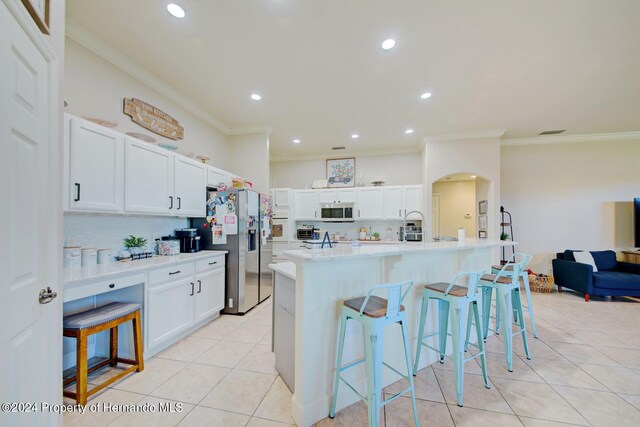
[21,0,50,34]
[478,215,488,230]
[326,158,355,188]
[478,200,487,215]
[479,230,487,239]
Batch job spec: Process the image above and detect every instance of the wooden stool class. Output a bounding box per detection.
[63,302,144,405]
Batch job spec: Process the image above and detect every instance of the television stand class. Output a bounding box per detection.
[622,251,640,264]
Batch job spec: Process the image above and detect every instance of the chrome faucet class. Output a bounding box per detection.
[402,210,426,242]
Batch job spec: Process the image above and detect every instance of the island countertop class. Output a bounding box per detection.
[284,238,512,262]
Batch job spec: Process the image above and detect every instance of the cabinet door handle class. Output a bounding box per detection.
[197,280,202,293]
[169,270,181,275]
[209,261,218,265]
[74,183,81,202]
[190,282,195,296]
[399,209,401,217]
[358,209,361,218]
[177,197,181,210]
[314,211,317,218]
[109,283,115,289]
[169,196,173,209]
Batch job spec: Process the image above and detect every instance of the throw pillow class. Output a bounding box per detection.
[573,251,598,272]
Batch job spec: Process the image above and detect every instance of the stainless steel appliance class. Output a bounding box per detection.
[191,189,272,314]
[175,228,201,253]
[320,203,355,222]
[400,224,423,242]
[296,227,314,240]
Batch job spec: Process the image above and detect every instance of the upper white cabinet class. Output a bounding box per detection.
[384,187,403,220]
[273,188,291,207]
[337,189,357,203]
[316,189,337,204]
[294,190,318,220]
[316,189,357,204]
[207,166,228,188]
[174,156,205,217]
[403,185,423,220]
[124,137,174,214]
[67,117,124,212]
[357,188,385,219]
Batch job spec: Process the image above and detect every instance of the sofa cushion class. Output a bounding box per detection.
[591,250,618,271]
[563,250,578,261]
[593,271,640,290]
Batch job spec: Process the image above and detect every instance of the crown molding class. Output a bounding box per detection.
[270,145,422,162]
[424,129,506,142]
[66,19,266,137]
[501,131,640,146]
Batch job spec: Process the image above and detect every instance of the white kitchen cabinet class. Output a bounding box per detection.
[273,188,291,207]
[337,188,357,203]
[384,186,404,220]
[67,117,124,212]
[174,156,205,216]
[294,190,318,220]
[356,187,385,219]
[316,188,357,204]
[147,278,195,350]
[316,189,337,204]
[207,166,228,188]
[195,267,225,323]
[403,185,424,220]
[124,137,174,214]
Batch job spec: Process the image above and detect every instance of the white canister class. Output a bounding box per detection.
[63,246,81,269]
[457,228,466,242]
[97,248,111,264]
[81,248,97,267]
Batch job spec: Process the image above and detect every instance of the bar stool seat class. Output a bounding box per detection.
[330,282,419,427]
[344,295,405,317]
[63,302,144,406]
[424,282,469,297]
[480,274,512,284]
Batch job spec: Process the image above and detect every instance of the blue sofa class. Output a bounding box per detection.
[552,250,640,301]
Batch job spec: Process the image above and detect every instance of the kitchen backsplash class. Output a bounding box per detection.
[295,220,422,241]
[64,213,189,261]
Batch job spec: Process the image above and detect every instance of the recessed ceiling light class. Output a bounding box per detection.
[420,92,432,99]
[167,4,185,18]
[470,175,477,178]
[405,129,414,134]
[293,139,301,144]
[351,134,359,139]
[381,39,396,50]
[250,94,261,101]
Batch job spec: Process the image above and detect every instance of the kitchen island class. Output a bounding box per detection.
[283,239,510,427]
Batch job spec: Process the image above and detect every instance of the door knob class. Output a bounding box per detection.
[39,287,57,304]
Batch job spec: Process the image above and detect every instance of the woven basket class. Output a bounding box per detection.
[528,274,555,293]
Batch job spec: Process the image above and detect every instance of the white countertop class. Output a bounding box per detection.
[284,239,513,262]
[268,262,296,280]
[64,250,228,286]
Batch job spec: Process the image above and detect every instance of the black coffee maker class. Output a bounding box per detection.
[175,228,201,253]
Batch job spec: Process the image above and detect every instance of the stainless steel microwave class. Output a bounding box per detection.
[320,203,355,222]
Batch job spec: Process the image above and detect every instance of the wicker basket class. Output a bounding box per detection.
[528,274,555,293]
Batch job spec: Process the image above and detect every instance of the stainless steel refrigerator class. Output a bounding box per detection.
[191,189,272,314]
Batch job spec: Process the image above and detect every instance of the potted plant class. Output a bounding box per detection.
[123,235,148,255]
[500,232,510,241]
[372,232,380,241]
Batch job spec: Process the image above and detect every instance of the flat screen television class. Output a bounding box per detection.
[635,198,640,248]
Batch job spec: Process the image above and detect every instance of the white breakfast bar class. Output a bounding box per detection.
[281,239,510,427]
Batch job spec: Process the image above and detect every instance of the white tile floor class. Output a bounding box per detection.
[64,290,640,427]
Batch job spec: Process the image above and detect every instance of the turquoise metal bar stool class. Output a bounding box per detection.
[480,261,531,372]
[329,281,419,427]
[491,253,538,338]
[413,271,490,407]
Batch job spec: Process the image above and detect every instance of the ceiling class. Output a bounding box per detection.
[66,0,640,159]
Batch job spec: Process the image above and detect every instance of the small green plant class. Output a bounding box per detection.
[123,235,147,249]
[500,232,510,241]
[372,232,380,239]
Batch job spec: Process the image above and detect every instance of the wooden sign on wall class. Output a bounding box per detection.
[123,98,184,140]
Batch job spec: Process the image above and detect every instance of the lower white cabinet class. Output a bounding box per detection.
[147,278,195,350]
[195,267,225,323]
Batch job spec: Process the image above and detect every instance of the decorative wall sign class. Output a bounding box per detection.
[21,0,49,34]
[123,98,184,140]
[478,200,488,215]
[478,215,488,230]
[326,157,356,188]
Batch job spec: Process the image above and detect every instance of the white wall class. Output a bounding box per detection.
[433,180,477,238]
[270,152,422,189]
[501,137,640,272]
[63,38,233,171]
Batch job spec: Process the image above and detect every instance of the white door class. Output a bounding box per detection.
[403,185,424,220]
[147,279,195,350]
[174,156,205,216]
[195,268,225,322]
[207,166,227,188]
[124,138,174,214]
[68,117,124,212]
[0,3,61,424]
[294,190,318,220]
[316,189,337,204]
[384,187,403,219]
[357,188,384,219]
[274,188,291,207]
[337,188,357,203]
